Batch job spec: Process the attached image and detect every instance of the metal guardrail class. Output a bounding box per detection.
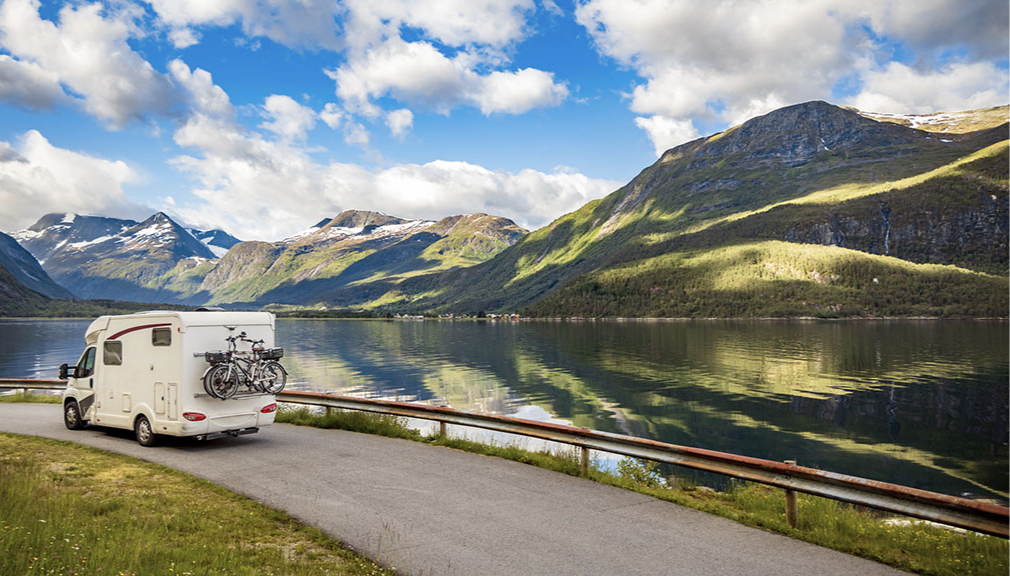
[3,380,1008,538]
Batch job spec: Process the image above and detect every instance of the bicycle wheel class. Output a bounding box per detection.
[260,361,287,394]
[204,364,240,399]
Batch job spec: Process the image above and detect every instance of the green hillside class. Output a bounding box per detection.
[375,102,1008,317]
[526,241,1007,318]
[205,212,527,306]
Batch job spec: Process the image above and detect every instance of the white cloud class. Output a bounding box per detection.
[472,68,568,115]
[634,116,700,156]
[328,38,467,116]
[385,108,414,138]
[168,27,200,49]
[0,130,147,232]
[847,61,1010,114]
[327,37,568,117]
[260,95,318,140]
[0,54,65,110]
[320,103,344,129]
[342,0,535,51]
[0,0,176,129]
[324,1,566,121]
[855,1,1008,61]
[575,0,1010,156]
[145,0,343,51]
[343,122,370,148]
[168,59,233,119]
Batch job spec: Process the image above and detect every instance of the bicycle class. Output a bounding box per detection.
[202,332,287,399]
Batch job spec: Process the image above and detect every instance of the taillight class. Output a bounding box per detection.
[183,412,206,421]
[260,403,278,414]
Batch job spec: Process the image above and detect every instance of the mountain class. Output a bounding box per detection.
[0,230,73,298]
[381,101,1008,317]
[0,259,53,315]
[10,209,526,307]
[14,212,225,302]
[188,228,241,257]
[200,210,528,306]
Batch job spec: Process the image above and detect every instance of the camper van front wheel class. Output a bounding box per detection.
[135,416,158,447]
[64,401,85,430]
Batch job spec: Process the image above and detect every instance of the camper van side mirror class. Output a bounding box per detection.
[58,364,77,380]
[59,364,68,379]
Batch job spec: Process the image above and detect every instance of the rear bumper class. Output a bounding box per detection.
[156,410,274,437]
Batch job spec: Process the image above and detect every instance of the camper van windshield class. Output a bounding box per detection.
[77,347,96,378]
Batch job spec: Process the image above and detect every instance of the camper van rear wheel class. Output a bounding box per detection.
[64,401,85,430]
[135,415,158,447]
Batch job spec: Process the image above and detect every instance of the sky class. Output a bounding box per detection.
[0,0,1006,241]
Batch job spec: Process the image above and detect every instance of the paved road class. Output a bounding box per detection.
[0,404,908,576]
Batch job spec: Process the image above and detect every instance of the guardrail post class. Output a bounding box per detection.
[580,446,590,478]
[784,460,799,528]
[439,420,448,438]
[325,406,332,417]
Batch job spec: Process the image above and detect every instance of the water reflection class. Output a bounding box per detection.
[275,319,1008,501]
[1,318,1005,501]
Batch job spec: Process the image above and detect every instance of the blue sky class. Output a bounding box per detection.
[0,0,1006,240]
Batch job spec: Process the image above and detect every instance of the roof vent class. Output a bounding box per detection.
[195,306,225,312]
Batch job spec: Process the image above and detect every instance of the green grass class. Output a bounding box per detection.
[276,405,423,441]
[0,391,62,403]
[0,433,392,576]
[275,406,1009,576]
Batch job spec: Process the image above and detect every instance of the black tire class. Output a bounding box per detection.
[64,400,85,430]
[260,361,287,394]
[135,415,157,447]
[204,364,239,399]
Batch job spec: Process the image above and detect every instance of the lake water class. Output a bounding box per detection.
[2,318,1006,502]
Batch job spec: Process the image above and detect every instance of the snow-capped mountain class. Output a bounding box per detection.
[10,209,525,306]
[14,212,236,302]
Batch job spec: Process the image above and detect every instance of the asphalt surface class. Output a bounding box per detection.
[0,404,909,576]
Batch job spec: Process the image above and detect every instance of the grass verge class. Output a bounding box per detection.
[0,433,393,576]
[0,391,62,403]
[277,405,1008,576]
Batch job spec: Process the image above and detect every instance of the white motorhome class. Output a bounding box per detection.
[60,310,281,446]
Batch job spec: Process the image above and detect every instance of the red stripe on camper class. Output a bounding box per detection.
[108,323,172,340]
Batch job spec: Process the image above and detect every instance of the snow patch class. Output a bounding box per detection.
[326,226,365,238]
[207,245,228,258]
[61,213,77,224]
[68,235,114,250]
[859,110,968,131]
[125,223,173,241]
[370,221,434,236]
[283,226,323,242]
[12,229,41,241]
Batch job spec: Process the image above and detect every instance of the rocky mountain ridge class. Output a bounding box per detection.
[379,101,1008,316]
[13,212,233,301]
[9,209,527,307]
[0,230,72,299]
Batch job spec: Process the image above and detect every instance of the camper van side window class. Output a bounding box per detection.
[152,328,172,346]
[104,341,123,366]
